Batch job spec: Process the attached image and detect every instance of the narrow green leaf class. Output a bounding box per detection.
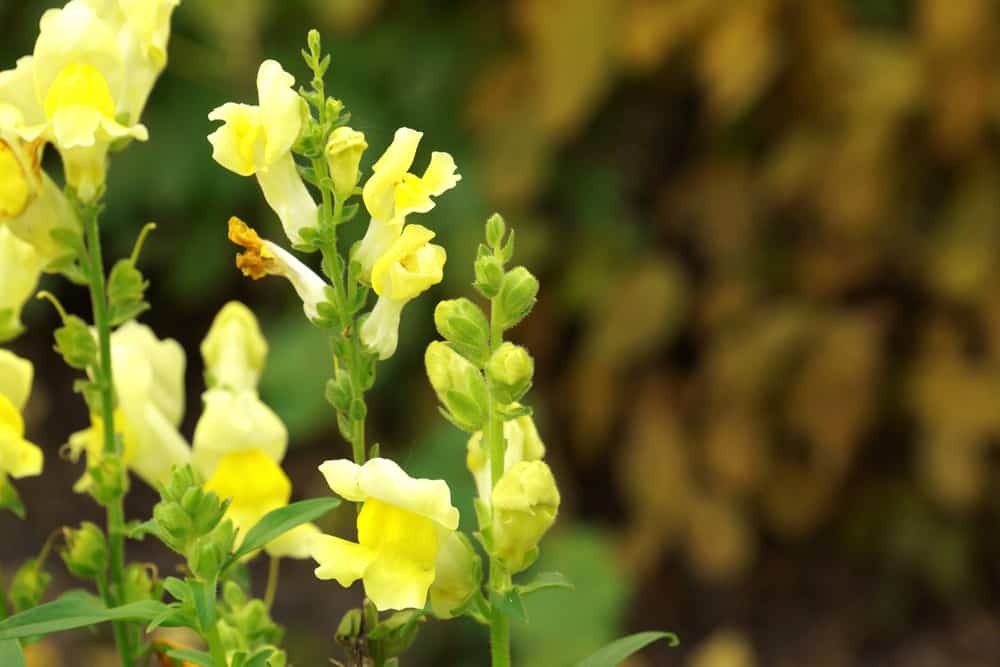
[0,640,25,667]
[189,579,216,633]
[225,497,340,566]
[166,648,214,667]
[244,647,275,667]
[0,591,167,640]
[575,631,679,667]
[517,571,574,596]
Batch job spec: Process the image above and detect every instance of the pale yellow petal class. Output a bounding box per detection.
[312,534,377,587]
[192,388,287,479]
[363,553,435,611]
[356,458,459,529]
[256,60,302,164]
[318,458,366,501]
[0,350,32,412]
[266,522,322,559]
[207,103,261,176]
[201,301,268,392]
[363,127,421,222]
[255,151,318,245]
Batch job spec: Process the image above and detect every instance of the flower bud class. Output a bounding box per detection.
[429,532,482,618]
[425,341,489,432]
[122,563,155,604]
[153,500,192,552]
[486,343,533,404]
[434,298,490,365]
[201,301,267,392]
[325,369,353,413]
[190,520,236,580]
[325,127,367,200]
[491,461,560,573]
[495,267,539,331]
[485,213,506,249]
[336,608,364,645]
[61,522,107,580]
[8,559,51,613]
[474,255,504,298]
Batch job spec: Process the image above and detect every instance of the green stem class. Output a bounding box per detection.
[264,556,281,610]
[82,201,135,667]
[206,623,228,667]
[484,295,511,667]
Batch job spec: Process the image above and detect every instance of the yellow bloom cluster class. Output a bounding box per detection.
[193,301,318,559]
[67,321,190,491]
[0,0,180,201]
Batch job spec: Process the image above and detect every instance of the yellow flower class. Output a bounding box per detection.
[192,302,317,559]
[428,531,481,619]
[491,460,560,573]
[208,60,316,244]
[0,351,43,489]
[0,2,151,201]
[227,217,330,322]
[87,0,183,123]
[325,126,367,200]
[467,414,546,503]
[361,224,446,359]
[0,225,44,342]
[354,127,460,279]
[201,301,268,392]
[312,457,460,611]
[67,321,190,489]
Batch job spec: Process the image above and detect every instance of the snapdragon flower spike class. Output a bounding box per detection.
[208,60,317,245]
[354,127,460,280]
[227,217,329,322]
[0,1,159,201]
[0,350,43,488]
[361,224,446,359]
[192,301,319,559]
[467,414,546,503]
[312,457,460,611]
[66,321,190,490]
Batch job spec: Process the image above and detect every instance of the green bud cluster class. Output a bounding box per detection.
[8,559,52,614]
[425,341,489,432]
[152,465,231,569]
[217,580,285,659]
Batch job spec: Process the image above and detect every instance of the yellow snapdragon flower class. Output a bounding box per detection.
[0,126,77,264]
[491,460,560,573]
[361,224,446,359]
[466,414,546,503]
[227,217,329,322]
[83,0,183,123]
[201,300,268,392]
[193,301,318,559]
[0,226,44,342]
[208,61,316,244]
[354,128,460,279]
[68,321,190,489]
[325,126,367,200]
[0,350,43,492]
[0,2,152,201]
[312,457,460,611]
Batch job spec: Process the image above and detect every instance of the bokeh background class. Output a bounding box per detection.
[5,0,1000,665]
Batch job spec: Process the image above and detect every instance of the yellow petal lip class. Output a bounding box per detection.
[43,63,116,120]
[319,457,460,530]
[207,103,262,176]
[313,534,377,587]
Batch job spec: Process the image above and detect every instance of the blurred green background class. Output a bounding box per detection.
[6,0,1000,664]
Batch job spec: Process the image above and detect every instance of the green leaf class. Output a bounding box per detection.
[166,648,214,667]
[575,631,679,667]
[225,497,341,566]
[0,640,25,667]
[244,647,275,667]
[517,571,574,596]
[53,316,98,370]
[107,260,150,326]
[0,591,168,640]
[0,479,25,518]
[491,588,527,623]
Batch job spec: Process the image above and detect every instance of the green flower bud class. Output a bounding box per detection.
[9,559,51,613]
[474,255,505,298]
[336,608,363,645]
[89,454,129,506]
[370,610,422,659]
[429,532,482,619]
[61,521,107,580]
[485,213,506,249]
[486,343,534,404]
[153,500,191,551]
[122,563,154,604]
[491,461,560,573]
[325,368,353,413]
[425,341,489,432]
[495,267,539,331]
[434,298,490,365]
[325,127,367,200]
[190,520,236,579]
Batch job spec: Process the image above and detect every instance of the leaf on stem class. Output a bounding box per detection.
[575,631,680,667]
[0,591,168,640]
[223,497,341,567]
[0,639,25,667]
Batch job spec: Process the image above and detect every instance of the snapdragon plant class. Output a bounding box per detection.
[0,2,675,665]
